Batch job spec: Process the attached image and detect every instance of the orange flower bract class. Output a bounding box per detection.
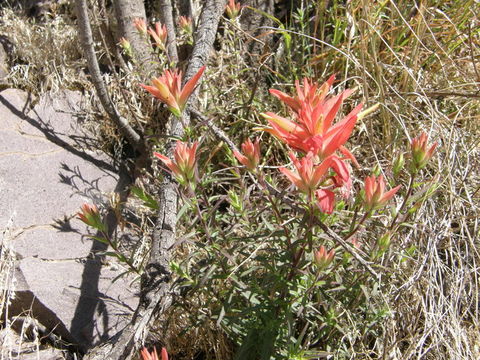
[141,66,205,116]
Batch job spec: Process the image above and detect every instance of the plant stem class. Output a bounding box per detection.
[389,174,415,230]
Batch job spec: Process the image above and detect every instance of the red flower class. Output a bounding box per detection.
[363,175,401,211]
[141,66,205,116]
[154,141,198,187]
[233,137,261,171]
[148,22,168,50]
[261,75,362,164]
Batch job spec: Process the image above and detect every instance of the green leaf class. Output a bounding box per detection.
[131,186,159,210]
[91,236,109,245]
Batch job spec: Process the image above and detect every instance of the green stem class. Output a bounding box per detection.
[389,174,415,230]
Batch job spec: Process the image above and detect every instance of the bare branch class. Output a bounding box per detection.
[82,2,225,358]
[113,0,157,78]
[157,0,179,63]
[75,0,144,152]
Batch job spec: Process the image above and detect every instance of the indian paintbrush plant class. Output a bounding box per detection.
[77,26,438,358]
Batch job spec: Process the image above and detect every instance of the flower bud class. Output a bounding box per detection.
[392,152,404,177]
[363,175,401,212]
[154,141,199,188]
[226,0,242,19]
[314,246,335,270]
[179,16,193,34]
[119,37,133,58]
[133,18,147,35]
[77,204,106,232]
[233,138,261,172]
[410,132,437,172]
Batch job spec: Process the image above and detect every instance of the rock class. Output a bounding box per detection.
[0,88,138,352]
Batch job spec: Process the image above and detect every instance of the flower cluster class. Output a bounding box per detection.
[225,0,242,19]
[259,75,363,212]
[141,66,205,117]
[154,141,198,188]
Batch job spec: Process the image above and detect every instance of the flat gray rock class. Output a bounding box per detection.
[0,88,137,352]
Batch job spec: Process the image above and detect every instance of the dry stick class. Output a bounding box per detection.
[158,0,179,64]
[75,0,143,152]
[91,4,145,134]
[83,2,225,360]
[113,0,157,79]
[190,108,240,153]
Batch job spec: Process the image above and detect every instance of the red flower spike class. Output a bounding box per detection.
[233,137,261,172]
[269,75,336,113]
[363,175,401,211]
[262,75,362,163]
[134,18,147,35]
[148,22,168,50]
[411,132,437,171]
[154,141,198,187]
[141,66,205,116]
[314,245,335,269]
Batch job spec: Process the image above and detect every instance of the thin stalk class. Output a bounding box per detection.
[98,229,140,274]
[390,174,415,230]
[343,211,371,241]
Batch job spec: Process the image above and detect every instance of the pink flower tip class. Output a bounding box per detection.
[411,132,437,171]
[363,174,401,211]
[233,137,261,171]
[314,246,335,269]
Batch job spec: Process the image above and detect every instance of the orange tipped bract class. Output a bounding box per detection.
[233,137,261,172]
[411,132,437,171]
[314,246,335,269]
[154,141,199,187]
[363,175,401,211]
[148,22,168,50]
[141,66,205,116]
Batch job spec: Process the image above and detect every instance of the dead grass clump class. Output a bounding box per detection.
[0,7,85,94]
